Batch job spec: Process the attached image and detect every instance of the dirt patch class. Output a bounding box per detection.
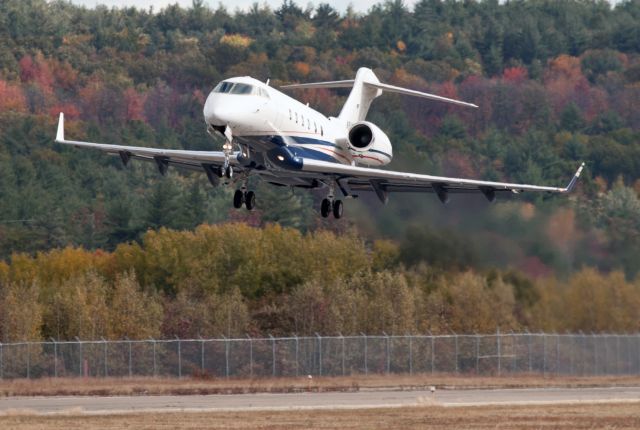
[1,403,640,429]
[1,374,639,397]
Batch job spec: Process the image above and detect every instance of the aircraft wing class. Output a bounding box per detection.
[299,158,585,204]
[54,113,238,180]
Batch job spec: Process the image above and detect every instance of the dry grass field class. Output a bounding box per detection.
[3,373,640,397]
[1,403,640,429]
[2,374,640,397]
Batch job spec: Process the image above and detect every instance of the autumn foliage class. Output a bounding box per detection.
[0,1,640,340]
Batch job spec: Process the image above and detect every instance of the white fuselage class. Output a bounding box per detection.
[203,76,392,168]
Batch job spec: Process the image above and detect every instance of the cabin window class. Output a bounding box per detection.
[307,119,310,130]
[314,121,317,133]
[295,112,298,124]
[289,109,292,120]
[321,126,324,136]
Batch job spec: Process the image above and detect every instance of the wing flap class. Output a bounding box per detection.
[301,158,584,196]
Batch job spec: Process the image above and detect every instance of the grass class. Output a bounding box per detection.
[2,403,640,429]
[1,374,640,397]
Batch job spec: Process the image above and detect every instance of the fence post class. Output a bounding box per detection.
[176,336,182,379]
[568,332,573,376]
[247,334,253,378]
[452,330,458,374]
[556,333,560,376]
[269,334,276,377]
[223,335,229,379]
[616,334,621,375]
[316,333,322,377]
[525,330,533,373]
[408,334,413,375]
[27,341,31,379]
[592,332,597,376]
[199,335,204,374]
[151,338,156,377]
[294,334,299,377]
[102,337,108,377]
[475,333,480,375]
[76,336,82,378]
[125,337,132,378]
[626,334,632,375]
[637,334,640,376]
[429,331,435,374]
[361,333,368,375]
[497,328,501,377]
[542,332,547,377]
[579,331,585,376]
[511,330,517,373]
[340,333,345,376]
[383,332,390,374]
[51,338,57,378]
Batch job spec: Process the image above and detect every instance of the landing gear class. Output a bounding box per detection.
[332,199,343,219]
[245,191,256,211]
[219,165,233,179]
[320,198,343,219]
[320,198,331,218]
[233,189,244,209]
[233,189,256,211]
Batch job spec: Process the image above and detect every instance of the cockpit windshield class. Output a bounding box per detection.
[213,81,269,98]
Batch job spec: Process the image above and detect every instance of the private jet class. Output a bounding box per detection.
[54,67,584,219]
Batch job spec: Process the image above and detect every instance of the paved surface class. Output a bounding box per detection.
[1,387,640,415]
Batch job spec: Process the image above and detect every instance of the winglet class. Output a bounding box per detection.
[565,162,585,192]
[56,112,64,142]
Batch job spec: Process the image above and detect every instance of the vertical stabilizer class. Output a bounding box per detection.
[338,68,382,126]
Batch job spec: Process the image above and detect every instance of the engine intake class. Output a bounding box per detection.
[349,124,373,149]
[345,121,393,166]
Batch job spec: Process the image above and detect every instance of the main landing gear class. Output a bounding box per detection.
[320,198,343,219]
[233,189,256,211]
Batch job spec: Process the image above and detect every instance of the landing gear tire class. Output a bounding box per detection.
[225,165,233,179]
[218,166,225,178]
[233,189,244,209]
[320,198,331,218]
[245,191,256,211]
[332,199,343,219]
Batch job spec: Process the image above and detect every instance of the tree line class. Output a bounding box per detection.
[0,0,639,339]
[1,223,638,342]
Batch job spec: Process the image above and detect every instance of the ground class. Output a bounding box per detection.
[2,374,640,397]
[2,403,640,429]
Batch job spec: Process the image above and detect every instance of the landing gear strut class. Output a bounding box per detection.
[233,189,256,211]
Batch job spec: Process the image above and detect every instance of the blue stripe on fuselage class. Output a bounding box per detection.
[240,134,344,163]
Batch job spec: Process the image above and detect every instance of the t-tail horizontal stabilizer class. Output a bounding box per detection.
[281,67,478,124]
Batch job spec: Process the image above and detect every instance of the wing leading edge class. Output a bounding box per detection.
[54,113,237,178]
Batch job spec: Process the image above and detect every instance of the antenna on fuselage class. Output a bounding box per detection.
[266,78,270,86]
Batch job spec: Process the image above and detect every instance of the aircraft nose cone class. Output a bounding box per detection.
[203,93,228,126]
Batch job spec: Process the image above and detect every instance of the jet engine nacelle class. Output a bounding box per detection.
[347,121,393,166]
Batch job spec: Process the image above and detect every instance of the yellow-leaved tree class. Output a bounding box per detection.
[107,271,163,339]
[0,281,42,341]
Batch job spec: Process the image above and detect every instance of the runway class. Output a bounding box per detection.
[1,387,640,415]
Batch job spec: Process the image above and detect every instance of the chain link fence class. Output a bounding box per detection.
[1,332,639,380]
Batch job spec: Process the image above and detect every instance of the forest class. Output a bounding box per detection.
[1,0,640,341]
